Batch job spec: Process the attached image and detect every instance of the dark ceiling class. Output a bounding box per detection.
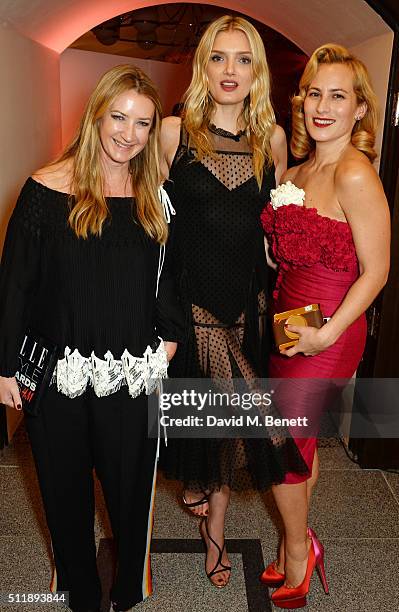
[71,3,307,66]
[70,3,309,126]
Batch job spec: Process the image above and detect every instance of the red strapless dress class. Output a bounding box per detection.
[261,203,367,484]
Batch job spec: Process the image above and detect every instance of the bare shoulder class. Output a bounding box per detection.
[270,125,288,183]
[281,164,301,184]
[335,148,388,219]
[335,149,381,195]
[161,117,181,156]
[270,124,287,161]
[270,124,286,148]
[31,159,73,193]
[162,115,182,132]
[160,116,181,178]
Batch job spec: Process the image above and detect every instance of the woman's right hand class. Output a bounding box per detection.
[0,376,22,410]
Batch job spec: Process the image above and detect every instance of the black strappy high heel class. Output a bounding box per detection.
[182,490,209,516]
[200,518,231,588]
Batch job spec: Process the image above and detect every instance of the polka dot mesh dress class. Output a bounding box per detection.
[160,125,308,491]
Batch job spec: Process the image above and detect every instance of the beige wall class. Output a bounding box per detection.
[0,23,61,439]
[60,48,192,147]
[349,32,394,169]
[0,23,61,243]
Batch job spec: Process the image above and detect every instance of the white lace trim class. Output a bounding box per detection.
[50,340,168,399]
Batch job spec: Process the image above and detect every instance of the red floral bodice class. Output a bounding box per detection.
[261,202,359,300]
[261,202,357,269]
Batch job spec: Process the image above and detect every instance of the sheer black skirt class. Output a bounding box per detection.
[160,292,309,492]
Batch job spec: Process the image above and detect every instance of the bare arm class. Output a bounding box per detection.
[163,341,177,362]
[270,125,288,185]
[264,128,290,268]
[160,116,182,176]
[284,160,390,356]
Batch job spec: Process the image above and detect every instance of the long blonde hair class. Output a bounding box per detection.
[58,64,167,243]
[183,15,276,188]
[291,43,378,162]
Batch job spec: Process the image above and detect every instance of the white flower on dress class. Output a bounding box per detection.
[270,181,305,210]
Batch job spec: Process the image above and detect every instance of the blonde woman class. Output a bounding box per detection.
[160,15,307,588]
[0,65,183,612]
[261,44,390,608]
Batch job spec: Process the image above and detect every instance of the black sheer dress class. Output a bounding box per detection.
[161,126,308,491]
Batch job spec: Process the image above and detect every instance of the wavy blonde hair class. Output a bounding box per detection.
[291,43,378,162]
[58,64,167,243]
[183,15,276,188]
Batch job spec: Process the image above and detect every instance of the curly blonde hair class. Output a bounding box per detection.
[58,64,167,243]
[291,43,378,162]
[183,15,276,188]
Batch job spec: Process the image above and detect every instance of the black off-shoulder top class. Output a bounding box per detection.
[0,178,184,377]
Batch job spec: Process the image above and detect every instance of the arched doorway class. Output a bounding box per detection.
[0,0,397,462]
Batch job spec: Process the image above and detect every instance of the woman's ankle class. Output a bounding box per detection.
[285,536,311,563]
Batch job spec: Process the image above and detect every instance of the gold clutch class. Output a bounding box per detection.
[273,304,324,351]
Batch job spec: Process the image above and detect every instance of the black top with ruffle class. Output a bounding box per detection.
[0,178,184,377]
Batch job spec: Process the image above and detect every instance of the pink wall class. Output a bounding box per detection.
[6,0,390,57]
[0,25,61,439]
[60,48,192,147]
[0,27,61,230]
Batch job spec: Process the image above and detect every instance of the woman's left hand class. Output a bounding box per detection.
[280,325,332,357]
[164,341,177,362]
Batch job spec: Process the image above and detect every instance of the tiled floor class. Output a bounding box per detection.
[1,426,399,611]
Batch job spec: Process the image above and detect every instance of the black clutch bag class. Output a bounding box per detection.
[15,330,59,416]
